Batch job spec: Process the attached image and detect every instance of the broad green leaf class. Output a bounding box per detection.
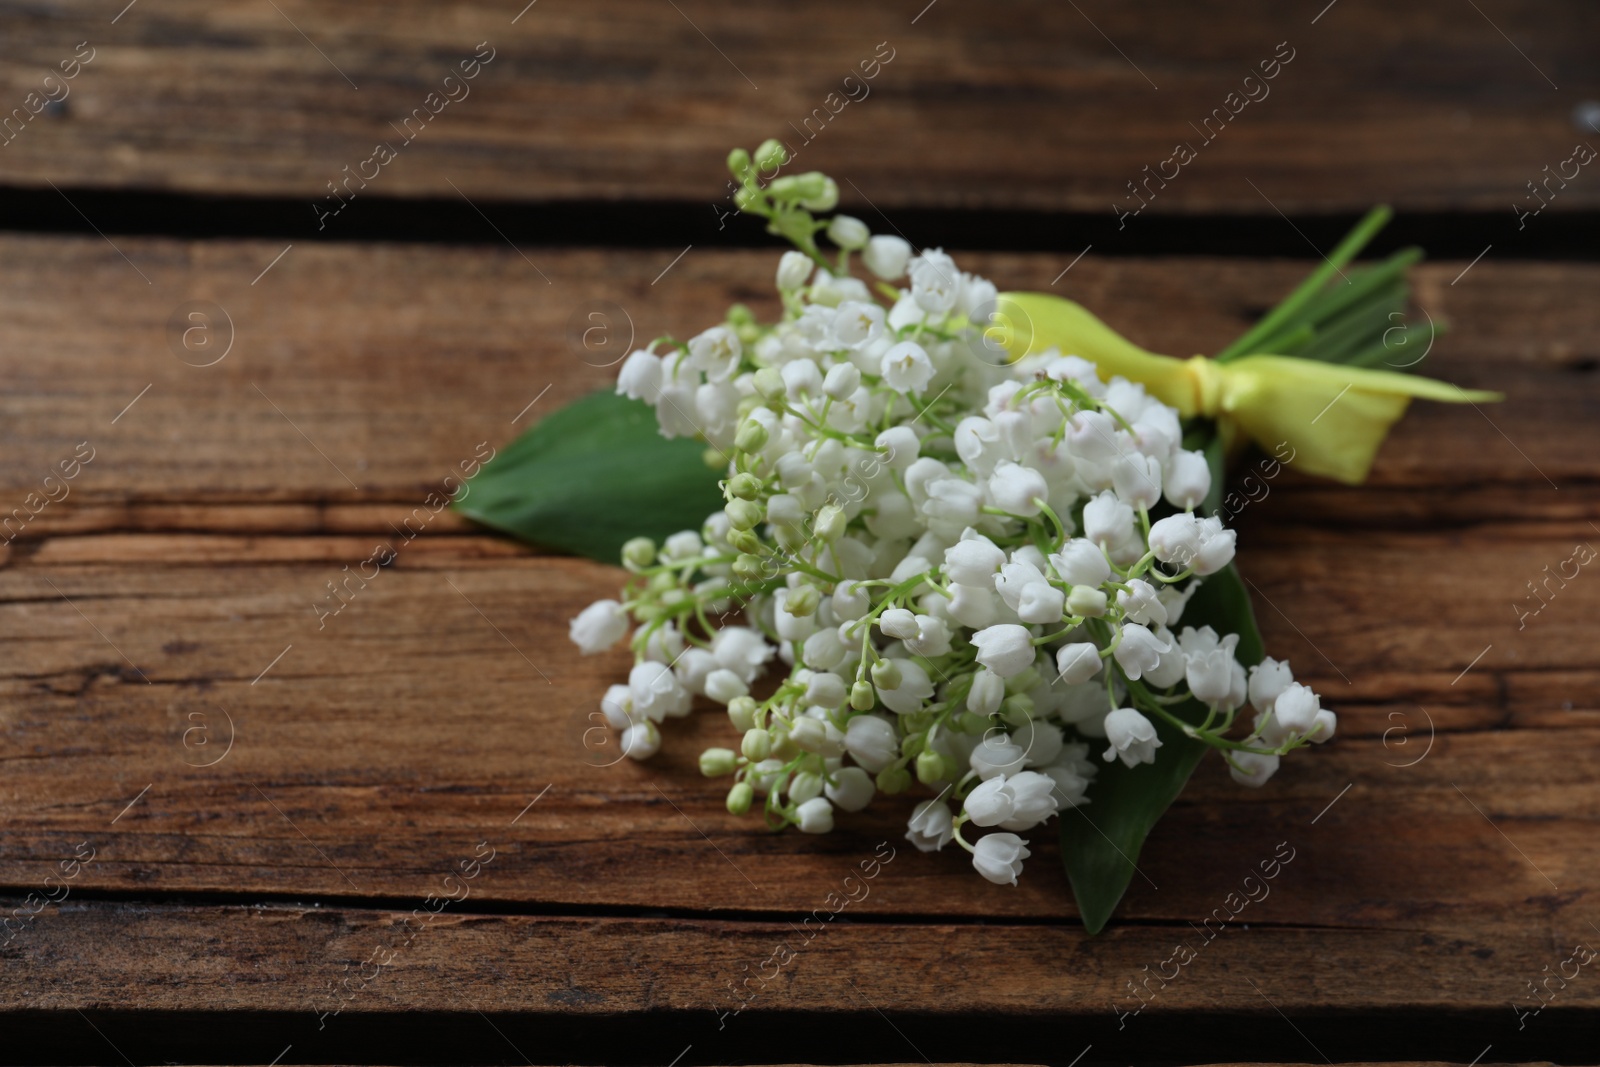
[453,389,723,564]
[1059,562,1264,934]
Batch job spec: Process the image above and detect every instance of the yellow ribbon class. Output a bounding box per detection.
[998,292,1502,485]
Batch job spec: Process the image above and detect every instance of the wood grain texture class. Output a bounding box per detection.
[0,232,1596,1056]
[0,236,1590,527]
[0,531,1597,925]
[0,1,1596,212]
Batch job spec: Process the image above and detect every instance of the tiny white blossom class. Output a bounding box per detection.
[795,796,835,834]
[963,776,1016,827]
[1148,513,1202,566]
[966,668,1005,716]
[1050,538,1111,587]
[988,460,1048,517]
[880,340,935,394]
[1229,750,1279,787]
[972,832,1030,885]
[621,719,661,761]
[863,234,912,280]
[832,300,885,350]
[615,349,663,402]
[1083,490,1136,549]
[1273,682,1322,734]
[776,250,814,291]
[825,766,876,811]
[687,325,741,382]
[703,668,749,705]
[970,734,1027,780]
[1164,448,1212,509]
[905,799,955,851]
[971,624,1036,679]
[1193,516,1238,575]
[1103,707,1162,767]
[1117,579,1168,627]
[570,599,628,654]
[998,771,1059,831]
[944,535,1007,586]
[1247,656,1295,714]
[600,684,634,730]
[1113,623,1170,681]
[844,715,899,772]
[1055,642,1102,686]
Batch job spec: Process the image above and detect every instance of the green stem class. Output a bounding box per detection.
[1213,205,1392,363]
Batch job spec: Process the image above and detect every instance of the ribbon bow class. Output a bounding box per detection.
[998,291,1502,485]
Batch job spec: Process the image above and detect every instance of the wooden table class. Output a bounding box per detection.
[2,2,1596,1065]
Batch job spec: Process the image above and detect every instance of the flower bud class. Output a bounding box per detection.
[1067,586,1109,617]
[700,747,738,777]
[789,716,843,755]
[871,659,903,690]
[784,584,820,616]
[732,554,764,580]
[727,529,762,555]
[915,748,946,785]
[754,138,788,173]
[726,147,752,178]
[850,679,877,711]
[822,362,861,401]
[770,729,800,762]
[735,420,770,454]
[863,235,912,280]
[741,727,772,761]
[958,712,990,733]
[727,472,762,500]
[776,249,813,292]
[702,447,725,470]
[621,537,656,569]
[1005,667,1041,695]
[789,770,824,804]
[794,796,834,834]
[1000,693,1035,727]
[725,499,763,531]
[876,764,912,794]
[827,214,869,250]
[813,504,846,542]
[726,781,754,815]
[727,695,758,732]
[801,175,839,212]
[778,172,827,201]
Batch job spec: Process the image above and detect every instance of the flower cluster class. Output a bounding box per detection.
[568,142,1335,886]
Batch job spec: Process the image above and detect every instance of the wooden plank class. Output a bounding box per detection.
[0,236,1590,533]
[6,900,1597,1063]
[9,898,1600,1017]
[1,2,1596,212]
[0,524,1595,926]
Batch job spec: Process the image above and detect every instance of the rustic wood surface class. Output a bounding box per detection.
[1,0,1597,213]
[0,236,1596,1065]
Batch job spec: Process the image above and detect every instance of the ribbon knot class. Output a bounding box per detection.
[997,292,1502,485]
[1181,354,1229,418]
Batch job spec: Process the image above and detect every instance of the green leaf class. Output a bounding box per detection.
[453,389,724,564]
[1059,563,1264,934]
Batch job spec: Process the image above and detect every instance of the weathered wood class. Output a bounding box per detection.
[1,1,1596,212]
[0,524,1595,928]
[5,897,1597,1067]
[0,236,1590,533]
[0,231,1595,1053]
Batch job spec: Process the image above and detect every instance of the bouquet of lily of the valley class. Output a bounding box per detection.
[460,141,1499,931]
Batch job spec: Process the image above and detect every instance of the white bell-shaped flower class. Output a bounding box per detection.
[1102,707,1162,767]
[972,832,1030,885]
